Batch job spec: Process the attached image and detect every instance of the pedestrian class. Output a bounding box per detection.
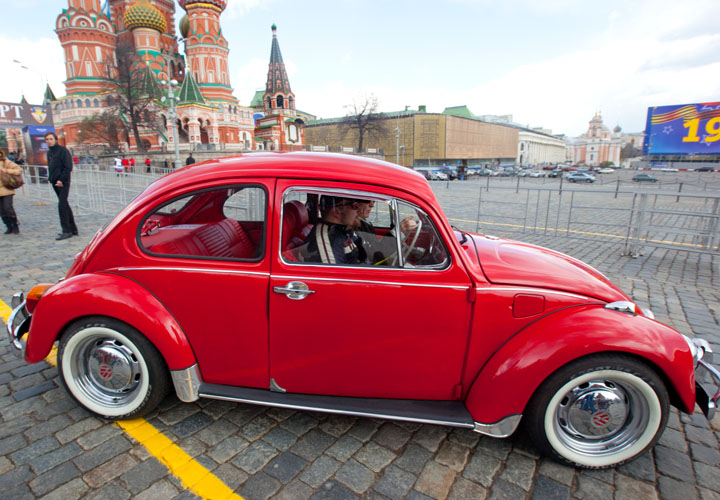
[129,157,135,172]
[145,156,151,173]
[44,132,78,240]
[0,150,22,234]
[114,155,123,174]
[121,156,129,173]
[186,153,195,165]
[163,159,169,172]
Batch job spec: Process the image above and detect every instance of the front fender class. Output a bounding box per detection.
[25,272,197,370]
[465,305,696,424]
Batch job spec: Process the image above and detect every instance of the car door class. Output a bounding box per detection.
[268,180,474,400]
[120,179,273,389]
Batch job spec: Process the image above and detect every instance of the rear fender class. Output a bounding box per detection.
[465,305,696,424]
[25,272,196,370]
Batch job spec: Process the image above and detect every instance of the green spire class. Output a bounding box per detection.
[20,95,28,104]
[178,73,206,104]
[44,84,57,103]
[139,63,162,99]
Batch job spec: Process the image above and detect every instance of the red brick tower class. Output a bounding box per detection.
[255,25,304,151]
[55,0,117,96]
[178,0,237,105]
[110,0,184,82]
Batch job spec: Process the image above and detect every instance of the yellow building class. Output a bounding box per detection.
[305,106,519,168]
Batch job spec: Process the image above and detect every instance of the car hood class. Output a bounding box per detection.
[470,234,629,302]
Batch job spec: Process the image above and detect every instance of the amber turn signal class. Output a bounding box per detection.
[25,283,54,313]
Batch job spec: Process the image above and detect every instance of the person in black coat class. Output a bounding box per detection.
[44,132,78,240]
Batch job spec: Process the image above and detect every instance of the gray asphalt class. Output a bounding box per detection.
[0,190,719,500]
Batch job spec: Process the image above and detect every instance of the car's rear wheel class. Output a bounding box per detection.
[525,354,668,469]
[58,317,170,419]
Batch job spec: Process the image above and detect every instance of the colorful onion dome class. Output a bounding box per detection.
[178,0,227,12]
[179,14,190,38]
[124,0,167,33]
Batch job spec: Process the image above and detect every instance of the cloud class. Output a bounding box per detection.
[0,36,65,104]
[222,0,276,20]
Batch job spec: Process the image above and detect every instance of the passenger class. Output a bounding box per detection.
[300,196,366,265]
[356,199,418,265]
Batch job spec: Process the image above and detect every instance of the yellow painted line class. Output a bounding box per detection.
[447,217,708,248]
[0,301,11,323]
[0,298,243,500]
[118,419,242,500]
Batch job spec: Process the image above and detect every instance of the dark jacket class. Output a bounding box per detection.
[47,144,73,184]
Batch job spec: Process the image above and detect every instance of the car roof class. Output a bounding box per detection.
[142,152,431,199]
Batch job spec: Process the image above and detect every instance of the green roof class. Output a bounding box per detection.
[250,90,265,107]
[442,105,476,119]
[178,73,206,105]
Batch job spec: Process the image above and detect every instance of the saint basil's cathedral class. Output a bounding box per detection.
[52,0,305,153]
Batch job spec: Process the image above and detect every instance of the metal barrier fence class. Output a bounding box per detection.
[13,165,720,256]
[430,178,720,256]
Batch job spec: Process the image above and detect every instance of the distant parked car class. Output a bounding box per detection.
[597,168,616,174]
[695,166,715,172]
[435,172,449,181]
[566,172,596,183]
[548,169,562,178]
[528,170,544,178]
[632,174,658,183]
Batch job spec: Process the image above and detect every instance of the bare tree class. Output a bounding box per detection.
[341,93,386,152]
[107,44,163,152]
[621,142,641,160]
[77,110,127,152]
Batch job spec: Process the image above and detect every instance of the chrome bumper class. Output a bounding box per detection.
[5,292,30,359]
[691,338,720,420]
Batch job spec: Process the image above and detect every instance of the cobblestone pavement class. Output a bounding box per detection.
[1,192,719,500]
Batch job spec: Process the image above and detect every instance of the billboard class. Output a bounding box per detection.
[23,125,55,166]
[0,101,54,129]
[643,102,720,155]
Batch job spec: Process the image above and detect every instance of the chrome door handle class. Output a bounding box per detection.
[273,281,315,300]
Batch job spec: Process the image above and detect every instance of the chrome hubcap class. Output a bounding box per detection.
[71,335,142,408]
[554,377,649,456]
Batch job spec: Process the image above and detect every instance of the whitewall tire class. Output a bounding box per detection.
[58,317,170,419]
[525,354,669,468]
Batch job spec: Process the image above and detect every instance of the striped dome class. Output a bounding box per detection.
[179,14,190,38]
[124,0,167,33]
[178,0,227,12]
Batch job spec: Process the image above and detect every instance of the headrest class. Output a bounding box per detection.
[284,200,308,227]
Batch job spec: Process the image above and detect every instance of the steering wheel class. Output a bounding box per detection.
[141,218,160,236]
[402,217,423,262]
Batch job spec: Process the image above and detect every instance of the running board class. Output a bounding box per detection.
[199,383,475,429]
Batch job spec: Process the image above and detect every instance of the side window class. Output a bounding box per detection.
[279,189,449,269]
[139,185,266,261]
[396,201,450,269]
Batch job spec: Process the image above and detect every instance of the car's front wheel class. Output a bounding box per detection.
[525,354,668,469]
[58,317,170,419]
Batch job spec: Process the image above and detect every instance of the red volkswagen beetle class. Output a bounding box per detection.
[6,153,719,469]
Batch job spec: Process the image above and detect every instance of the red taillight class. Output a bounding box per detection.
[25,283,54,314]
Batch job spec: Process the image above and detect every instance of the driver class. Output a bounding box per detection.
[356,200,418,265]
[300,196,367,265]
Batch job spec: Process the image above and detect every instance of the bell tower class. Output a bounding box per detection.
[263,24,296,116]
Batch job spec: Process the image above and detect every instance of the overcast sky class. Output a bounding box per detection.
[1,0,718,136]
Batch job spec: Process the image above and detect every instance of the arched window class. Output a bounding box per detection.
[76,99,82,108]
[85,99,91,108]
[267,97,272,109]
[93,98,99,107]
[276,95,284,109]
